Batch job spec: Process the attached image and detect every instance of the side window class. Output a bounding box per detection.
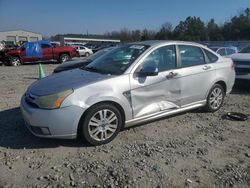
[217,48,226,56]
[178,45,205,67]
[41,43,52,49]
[226,48,236,55]
[141,45,176,72]
[204,49,218,63]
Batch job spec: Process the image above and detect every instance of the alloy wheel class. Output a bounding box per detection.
[61,55,69,63]
[11,57,21,66]
[209,87,223,110]
[88,109,118,141]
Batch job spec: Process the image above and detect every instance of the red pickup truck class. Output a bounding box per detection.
[0,40,79,66]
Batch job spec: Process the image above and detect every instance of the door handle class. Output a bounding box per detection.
[203,65,211,70]
[166,71,178,79]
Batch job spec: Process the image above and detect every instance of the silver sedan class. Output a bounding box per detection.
[21,41,235,145]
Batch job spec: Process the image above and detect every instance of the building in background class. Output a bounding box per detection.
[0,30,42,45]
[59,36,120,46]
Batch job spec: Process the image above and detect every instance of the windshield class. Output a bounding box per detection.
[87,47,114,61]
[84,44,149,75]
[239,45,250,53]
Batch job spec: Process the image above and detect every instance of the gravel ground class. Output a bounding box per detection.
[0,63,249,188]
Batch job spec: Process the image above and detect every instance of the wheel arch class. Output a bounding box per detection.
[77,100,126,138]
[205,79,227,99]
[59,52,70,58]
[215,80,227,93]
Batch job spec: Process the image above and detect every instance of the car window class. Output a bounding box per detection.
[203,49,218,63]
[178,45,205,67]
[80,47,84,50]
[217,48,226,56]
[239,45,250,53]
[226,48,236,55]
[141,45,176,72]
[41,43,52,48]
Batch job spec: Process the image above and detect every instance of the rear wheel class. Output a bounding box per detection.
[204,84,225,112]
[9,56,21,66]
[85,52,90,57]
[79,103,122,145]
[59,54,70,63]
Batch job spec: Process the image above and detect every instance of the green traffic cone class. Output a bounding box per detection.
[38,63,45,79]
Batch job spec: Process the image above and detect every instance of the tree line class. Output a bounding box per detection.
[51,8,250,42]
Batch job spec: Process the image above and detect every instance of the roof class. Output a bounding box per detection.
[0,29,42,35]
[131,40,206,47]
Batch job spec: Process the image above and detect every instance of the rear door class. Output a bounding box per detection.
[41,43,53,60]
[130,45,182,118]
[176,45,215,106]
[22,43,39,62]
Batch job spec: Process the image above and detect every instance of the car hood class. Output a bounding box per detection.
[56,59,91,69]
[28,69,114,96]
[230,53,250,61]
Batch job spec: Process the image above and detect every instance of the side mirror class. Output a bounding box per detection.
[137,65,159,77]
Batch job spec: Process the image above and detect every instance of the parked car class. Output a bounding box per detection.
[229,45,250,81]
[75,46,93,57]
[210,46,237,57]
[0,40,79,66]
[21,41,235,145]
[53,47,115,73]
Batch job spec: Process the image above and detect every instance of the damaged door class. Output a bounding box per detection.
[130,45,181,118]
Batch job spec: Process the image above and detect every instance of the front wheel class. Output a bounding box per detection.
[9,56,21,66]
[59,54,70,63]
[79,103,123,145]
[204,84,225,112]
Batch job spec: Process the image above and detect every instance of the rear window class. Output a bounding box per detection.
[217,48,226,56]
[204,49,218,63]
[226,48,236,55]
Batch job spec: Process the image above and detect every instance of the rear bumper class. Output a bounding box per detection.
[20,95,85,139]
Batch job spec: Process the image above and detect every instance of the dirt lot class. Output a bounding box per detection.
[0,63,249,188]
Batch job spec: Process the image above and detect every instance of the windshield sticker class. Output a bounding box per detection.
[129,45,145,50]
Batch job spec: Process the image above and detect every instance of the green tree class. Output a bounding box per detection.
[222,8,250,40]
[206,19,223,41]
[173,16,207,41]
[155,22,173,40]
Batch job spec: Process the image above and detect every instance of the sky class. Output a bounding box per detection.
[0,0,250,36]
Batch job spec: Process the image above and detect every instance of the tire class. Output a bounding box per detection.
[204,84,225,112]
[59,54,70,63]
[9,56,21,66]
[85,52,90,57]
[79,103,123,145]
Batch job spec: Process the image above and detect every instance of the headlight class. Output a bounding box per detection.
[35,89,73,109]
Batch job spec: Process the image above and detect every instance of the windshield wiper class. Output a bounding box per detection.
[83,66,99,72]
[83,66,110,74]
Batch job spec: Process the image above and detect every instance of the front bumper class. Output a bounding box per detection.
[20,95,85,139]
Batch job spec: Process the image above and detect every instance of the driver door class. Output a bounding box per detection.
[130,45,182,118]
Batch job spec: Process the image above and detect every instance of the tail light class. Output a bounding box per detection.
[231,62,235,69]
